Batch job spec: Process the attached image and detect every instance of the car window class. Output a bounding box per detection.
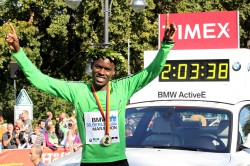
[125,111,145,137]
[126,106,231,153]
[239,105,250,144]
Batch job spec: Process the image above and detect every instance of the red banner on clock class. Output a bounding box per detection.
[159,11,239,50]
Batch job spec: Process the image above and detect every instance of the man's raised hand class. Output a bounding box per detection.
[6,23,20,52]
[163,14,177,43]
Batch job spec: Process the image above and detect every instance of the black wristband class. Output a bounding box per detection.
[162,40,175,44]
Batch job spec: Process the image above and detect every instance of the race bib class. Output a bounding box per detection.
[84,111,120,144]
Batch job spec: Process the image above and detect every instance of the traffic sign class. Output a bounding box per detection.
[16,89,33,105]
[14,89,33,121]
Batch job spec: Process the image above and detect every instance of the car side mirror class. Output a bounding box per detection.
[243,133,250,148]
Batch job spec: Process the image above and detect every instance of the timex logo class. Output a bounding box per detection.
[178,23,230,39]
[163,23,230,39]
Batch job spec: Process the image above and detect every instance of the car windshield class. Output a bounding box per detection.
[125,106,232,153]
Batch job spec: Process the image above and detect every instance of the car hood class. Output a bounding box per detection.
[126,148,230,166]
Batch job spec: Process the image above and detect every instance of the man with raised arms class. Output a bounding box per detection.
[6,21,177,165]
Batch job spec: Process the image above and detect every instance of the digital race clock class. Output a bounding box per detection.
[159,59,229,81]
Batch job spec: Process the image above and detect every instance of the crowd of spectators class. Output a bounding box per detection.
[0,110,82,152]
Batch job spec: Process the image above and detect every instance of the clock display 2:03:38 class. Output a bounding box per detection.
[159,59,230,81]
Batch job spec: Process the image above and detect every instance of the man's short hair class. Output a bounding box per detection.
[46,111,52,118]
[86,47,126,77]
[88,48,120,69]
[8,123,13,127]
[92,55,116,65]
[46,124,55,131]
[23,110,29,116]
[38,119,45,124]
[15,119,23,124]
[33,125,40,130]
[32,145,43,157]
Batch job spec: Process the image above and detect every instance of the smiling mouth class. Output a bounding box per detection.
[96,76,105,82]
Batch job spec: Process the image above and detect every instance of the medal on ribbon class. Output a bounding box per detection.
[91,84,112,146]
[102,134,112,146]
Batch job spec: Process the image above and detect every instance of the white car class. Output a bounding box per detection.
[48,99,250,166]
[125,100,250,166]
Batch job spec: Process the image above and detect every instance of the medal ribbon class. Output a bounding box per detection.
[91,84,110,135]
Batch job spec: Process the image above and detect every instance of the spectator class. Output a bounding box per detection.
[59,112,68,128]
[125,125,133,137]
[58,122,69,147]
[45,111,53,129]
[21,110,32,136]
[70,110,76,122]
[18,131,31,149]
[0,123,8,149]
[60,122,77,152]
[55,113,64,144]
[0,115,4,125]
[69,116,76,124]
[45,124,59,148]
[18,113,22,119]
[126,118,136,132]
[15,119,24,131]
[2,123,20,149]
[13,125,21,148]
[30,145,45,166]
[56,112,69,145]
[30,125,46,148]
[73,125,82,152]
[14,125,21,135]
[38,120,46,134]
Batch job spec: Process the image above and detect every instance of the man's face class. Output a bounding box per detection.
[34,128,40,135]
[49,125,55,132]
[21,111,27,119]
[128,119,134,125]
[14,127,20,134]
[39,122,45,129]
[7,125,13,132]
[61,113,66,119]
[92,58,115,90]
[16,120,22,127]
[49,112,53,118]
[30,147,38,163]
